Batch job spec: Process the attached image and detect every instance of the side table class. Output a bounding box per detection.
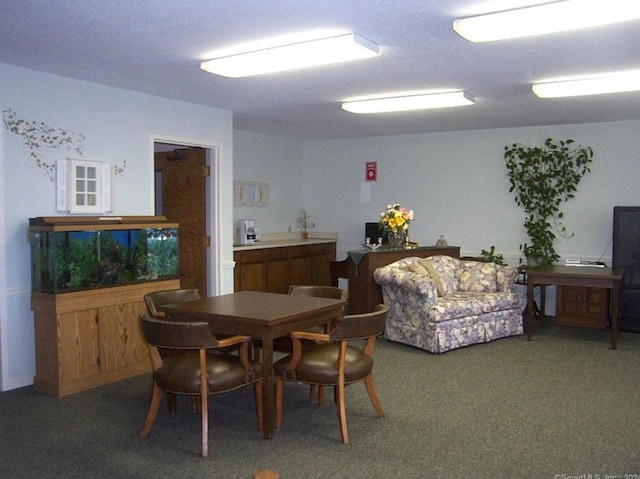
[525,265,623,349]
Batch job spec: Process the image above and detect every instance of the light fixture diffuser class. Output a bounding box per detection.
[532,70,640,98]
[200,33,380,78]
[453,0,640,43]
[341,91,475,114]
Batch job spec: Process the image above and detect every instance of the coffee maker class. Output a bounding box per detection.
[239,219,260,245]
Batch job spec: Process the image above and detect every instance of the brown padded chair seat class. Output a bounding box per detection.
[274,344,372,385]
[157,353,263,394]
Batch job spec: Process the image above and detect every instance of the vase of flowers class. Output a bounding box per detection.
[379,203,414,248]
[296,209,315,239]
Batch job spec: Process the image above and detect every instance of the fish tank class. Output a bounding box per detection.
[29,216,179,293]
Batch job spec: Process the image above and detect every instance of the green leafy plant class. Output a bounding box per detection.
[480,245,506,265]
[505,138,593,266]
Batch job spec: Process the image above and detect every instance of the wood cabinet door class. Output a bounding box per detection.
[267,247,290,293]
[311,243,336,285]
[290,246,313,286]
[58,309,100,382]
[98,301,149,372]
[556,285,609,328]
[235,249,267,292]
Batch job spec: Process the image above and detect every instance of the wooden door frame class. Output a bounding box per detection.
[152,136,222,296]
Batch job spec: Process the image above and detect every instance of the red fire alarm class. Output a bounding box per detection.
[365,161,377,181]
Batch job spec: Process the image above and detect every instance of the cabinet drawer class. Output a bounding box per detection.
[290,246,310,258]
[312,243,335,256]
[266,247,289,261]
[235,249,266,263]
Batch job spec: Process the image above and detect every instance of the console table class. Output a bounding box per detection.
[330,246,460,314]
[525,265,624,349]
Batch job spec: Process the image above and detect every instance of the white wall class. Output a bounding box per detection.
[302,121,640,264]
[0,63,235,391]
[233,129,305,236]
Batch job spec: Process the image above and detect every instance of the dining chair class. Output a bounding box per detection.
[144,288,201,319]
[139,313,263,458]
[274,304,388,444]
[268,285,348,404]
[144,288,202,413]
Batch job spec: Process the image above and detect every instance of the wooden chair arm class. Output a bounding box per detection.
[215,334,251,349]
[290,331,330,342]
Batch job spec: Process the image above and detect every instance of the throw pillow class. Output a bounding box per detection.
[458,261,497,293]
[419,258,445,296]
[407,261,430,277]
[421,256,460,296]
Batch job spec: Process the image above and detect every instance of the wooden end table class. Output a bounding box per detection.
[525,265,623,349]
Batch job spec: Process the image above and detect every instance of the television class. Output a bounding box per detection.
[613,206,640,332]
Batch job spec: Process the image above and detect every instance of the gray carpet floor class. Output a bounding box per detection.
[2,321,640,479]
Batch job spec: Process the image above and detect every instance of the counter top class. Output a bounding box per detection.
[233,237,337,251]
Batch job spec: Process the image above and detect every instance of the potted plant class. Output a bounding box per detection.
[296,209,315,239]
[479,245,506,265]
[505,138,593,266]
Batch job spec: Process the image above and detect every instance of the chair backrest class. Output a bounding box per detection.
[288,285,348,301]
[330,304,388,342]
[144,288,201,317]
[140,313,219,350]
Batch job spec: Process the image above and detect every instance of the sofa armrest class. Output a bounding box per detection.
[374,266,438,304]
[496,265,518,292]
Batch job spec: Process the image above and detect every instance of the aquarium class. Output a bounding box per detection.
[29,217,179,293]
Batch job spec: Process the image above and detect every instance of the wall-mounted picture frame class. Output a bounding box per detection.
[234,181,268,206]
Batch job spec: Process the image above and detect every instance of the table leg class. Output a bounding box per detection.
[527,280,534,340]
[261,336,275,439]
[611,286,620,350]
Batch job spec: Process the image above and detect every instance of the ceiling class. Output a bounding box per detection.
[2,0,639,140]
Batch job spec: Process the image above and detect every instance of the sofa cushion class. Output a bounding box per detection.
[420,256,459,296]
[430,292,522,322]
[458,261,497,293]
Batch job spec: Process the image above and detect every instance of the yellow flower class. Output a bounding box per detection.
[379,203,414,233]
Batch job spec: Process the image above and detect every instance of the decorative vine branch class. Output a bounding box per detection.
[2,109,85,182]
[2,109,128,181]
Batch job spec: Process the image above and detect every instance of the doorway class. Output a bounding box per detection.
[154,144,210,295]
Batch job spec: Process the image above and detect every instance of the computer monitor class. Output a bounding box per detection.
[365,222,386,244]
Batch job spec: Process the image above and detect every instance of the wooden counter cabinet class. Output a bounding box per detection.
[234,241,337,293]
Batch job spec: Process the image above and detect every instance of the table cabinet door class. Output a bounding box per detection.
[556,285,609,329]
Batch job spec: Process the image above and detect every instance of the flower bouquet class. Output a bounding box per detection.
[379,203,414,248]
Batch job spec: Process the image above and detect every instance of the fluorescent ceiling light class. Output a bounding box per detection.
[342,91,475,114]
[200,33,380,78]
[453,0,640,43]
[532,70,640,98]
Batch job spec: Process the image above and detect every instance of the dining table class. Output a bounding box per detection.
[160,290,347,439]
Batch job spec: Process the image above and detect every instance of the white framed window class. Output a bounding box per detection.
[57,159,112,213]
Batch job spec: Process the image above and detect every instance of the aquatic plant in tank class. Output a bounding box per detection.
[30,226,179,293]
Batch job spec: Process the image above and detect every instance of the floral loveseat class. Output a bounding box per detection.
[373,255,525,353]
